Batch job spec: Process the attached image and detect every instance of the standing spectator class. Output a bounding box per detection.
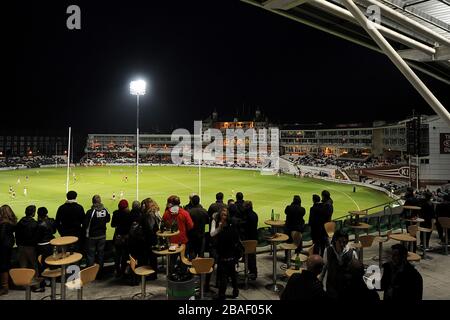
[419,192,434,249]
[0,205,17,296]
[163,195,193,245]
[207,192,226,231]
[243,201,258,280]
[436,194,450,243]
[381,244,423,301]
[213,207,242,300]
[111,199,132,278]
[206,192,227,257]
[321,190,333,221]
[320,230,358,300]
[129,200,141,223]
[15,205,39,270]
[36,207,56,291]
[84,195,110,277]
[55,190,85,251]
[234,192,246,239]
[284,195,306,254]
[309,194,328,256]
[280,254,328,301]
[184,193,197,211]
[137,197,160,279]
[187,195,209,259]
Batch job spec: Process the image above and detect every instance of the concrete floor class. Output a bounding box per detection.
[1,234,449,300]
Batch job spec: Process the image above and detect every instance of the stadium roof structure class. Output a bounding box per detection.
[240,0,450,125]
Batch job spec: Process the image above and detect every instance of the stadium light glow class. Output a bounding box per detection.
[129,80,146,95]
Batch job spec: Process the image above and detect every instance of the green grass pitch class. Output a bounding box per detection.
[0,166,391,239]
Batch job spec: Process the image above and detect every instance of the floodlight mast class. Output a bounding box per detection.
[130,80,146,201]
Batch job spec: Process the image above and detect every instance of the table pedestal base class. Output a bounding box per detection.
[265,283,284,292]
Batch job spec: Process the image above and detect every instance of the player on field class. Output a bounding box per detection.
[112,192,116,201]
[23,187,27,197]
[9,185,13,194]
[12,190,16,199]
[17,178,20,184]
[120,190,124,199]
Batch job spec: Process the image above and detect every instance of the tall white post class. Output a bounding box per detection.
[136,95,140,201]
[66,127,71,193]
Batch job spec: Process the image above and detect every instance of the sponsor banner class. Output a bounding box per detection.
[357,165,410,181]
[440,133,450,154]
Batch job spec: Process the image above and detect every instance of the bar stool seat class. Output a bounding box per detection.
[38,254,62,300]
[189,258,214,300]
[65,264,99,300]
[324,221,336,239]
[9,268,35,300]
[407,252,421,262]
[129,255,155,300]
[241,240,257,289]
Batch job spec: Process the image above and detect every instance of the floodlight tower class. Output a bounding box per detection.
[130,79,146,201]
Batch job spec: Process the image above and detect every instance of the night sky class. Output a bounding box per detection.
[10,0,450,137]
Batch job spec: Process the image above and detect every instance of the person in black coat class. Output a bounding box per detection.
[281,254,329,301]
[435,194,450,243]
[381,244,423,301]
[308,194,328,256]
[111,199,132,277]
[214,207,242,300]
[244,201,258,279]
[0,205,17,296]
[55,190,85,251]
[419,192,434,249]
[187,195,209,259]
[36,207,56,291]
[234,193,246,240]
[15,205,39,270]
[84,195,110,273]
[284,195,306,250]
[321,190,334,221]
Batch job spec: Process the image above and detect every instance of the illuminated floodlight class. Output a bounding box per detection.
[130,80,146,95]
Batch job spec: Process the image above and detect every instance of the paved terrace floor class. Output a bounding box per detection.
[1,235,449,300]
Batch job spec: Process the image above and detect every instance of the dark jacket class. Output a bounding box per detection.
[284,203,305,233]
[36,218,56,244]
[187,204,209,240]
[15,216,39,247]
[419,200,434,227]
[0,222,15,248]
[308,203,328,241]
[322,199,334,221]
[84,204,110,239]
[111,209,132,237]
[436,201,450,218]
[55,201,85,237]
[281,270,329,301]
[216,222,242,261]
[140,211,160,247]
[207,201,226,229]
[381,262,423,301]
[244,209,258,241]
[129,208,142,223]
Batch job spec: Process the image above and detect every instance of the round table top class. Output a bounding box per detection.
[264,220,285,227]
[45,252,82,266]
[348,210,368,216]
[50,236,78,246]
[266,233,289,243]
[402,217,425,223]
[152,243,185,256]
[156,230,180,238]
[389,233,416,242]
[285,268,305,278]
[403,205,421,211]
[348,222,370,229]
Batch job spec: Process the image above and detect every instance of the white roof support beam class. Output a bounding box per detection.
[341,0,450,126]
[399,46,450,61]
[263,0,308,9]
[363,0,450,47]
[309,0,436,55]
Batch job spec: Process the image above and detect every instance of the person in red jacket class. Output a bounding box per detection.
[163,195,194,245]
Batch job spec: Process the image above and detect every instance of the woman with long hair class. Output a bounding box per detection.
[0,205,18,296]
[138,197,161,278]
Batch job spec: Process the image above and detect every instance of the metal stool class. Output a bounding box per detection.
[129,255,155,300]
[9,268,35,300]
